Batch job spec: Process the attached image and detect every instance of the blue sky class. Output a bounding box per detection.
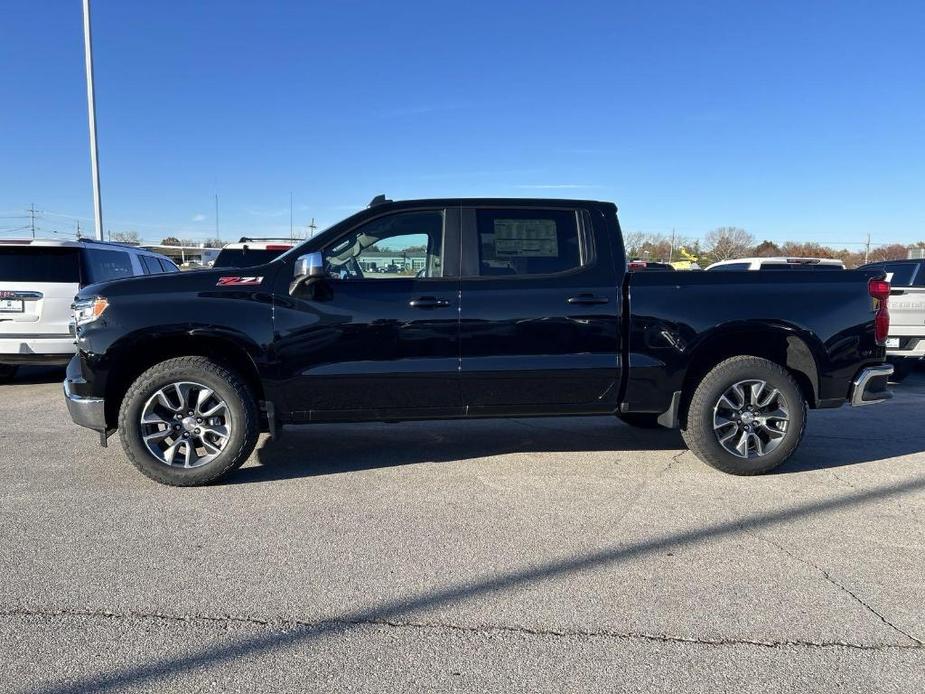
[1,0,923,247]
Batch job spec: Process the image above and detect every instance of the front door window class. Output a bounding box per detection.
[324,211,445,280]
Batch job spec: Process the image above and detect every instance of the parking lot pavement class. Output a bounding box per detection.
[1,367,923,693]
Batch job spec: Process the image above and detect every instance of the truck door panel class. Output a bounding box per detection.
[458,206,622,414]
[272,208,462,420]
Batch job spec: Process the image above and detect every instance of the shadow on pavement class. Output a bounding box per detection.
[241,371,925,482]
[239,416,685,484]
[1,365,66,386]
[37,475,925,694]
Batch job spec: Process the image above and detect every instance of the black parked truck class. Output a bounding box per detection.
[64,197,894,486]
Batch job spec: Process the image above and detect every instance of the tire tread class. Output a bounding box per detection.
[682,355,807,475]
[117,356,258,486]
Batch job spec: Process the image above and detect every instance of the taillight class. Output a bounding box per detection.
[628,260,646,271]
[868,278,890,344]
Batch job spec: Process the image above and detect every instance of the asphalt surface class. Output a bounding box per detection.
[1,365,923,693]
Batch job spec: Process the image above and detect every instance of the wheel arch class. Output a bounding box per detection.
[102,331,265,429]
[678,325,822,429]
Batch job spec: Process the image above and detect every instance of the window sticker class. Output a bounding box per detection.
[493,219,558,257]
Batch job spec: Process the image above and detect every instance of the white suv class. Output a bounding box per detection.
[0,239,178,382]
[705,257,845,271]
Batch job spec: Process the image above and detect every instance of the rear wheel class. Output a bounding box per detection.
[118,356,258,486]
[682,356,806,475]
[0,365,18,383]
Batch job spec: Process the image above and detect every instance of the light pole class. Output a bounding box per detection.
[82,0,104,240]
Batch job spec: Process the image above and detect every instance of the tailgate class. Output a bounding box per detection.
[0,281,78,337]
[888,286,925,329]
[0,246,81,338]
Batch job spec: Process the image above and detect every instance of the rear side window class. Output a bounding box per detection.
[141,255,163,274]
[0,247,80,283]
[476,209,581,277]
[81,249,135,284]
[874,263,917,286]
[158,258,179,273]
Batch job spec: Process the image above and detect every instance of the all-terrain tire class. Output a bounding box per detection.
[118,356,258,486]
[682,356,807,475]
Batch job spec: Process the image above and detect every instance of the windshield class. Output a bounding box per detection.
[0,246,81,283]
[213,248,289,268]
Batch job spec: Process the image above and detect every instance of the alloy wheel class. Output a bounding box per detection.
[139,381,232,468]
[712,379,790,459]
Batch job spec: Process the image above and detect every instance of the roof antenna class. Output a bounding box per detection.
[368,194,392,208]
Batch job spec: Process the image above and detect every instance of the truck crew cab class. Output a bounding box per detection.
[63,197,893,486]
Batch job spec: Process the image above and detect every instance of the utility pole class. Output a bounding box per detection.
[28,203,36,238]
[76,220,81,239]
[215,194,220,242]
[289,192,294,242]
[864,232,871,265]
[82,0,104,240]
[307,217,317,238]
[669,227,676,264]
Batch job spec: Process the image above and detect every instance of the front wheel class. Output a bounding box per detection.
[118,356,259,486]
[682,356,806,475]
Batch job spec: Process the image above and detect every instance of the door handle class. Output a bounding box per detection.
[409,296,451,309]
[567,294,609,305]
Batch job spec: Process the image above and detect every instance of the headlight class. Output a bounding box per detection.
[72,296,109,326]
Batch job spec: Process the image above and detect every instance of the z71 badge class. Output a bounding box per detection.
[216,276,264,286]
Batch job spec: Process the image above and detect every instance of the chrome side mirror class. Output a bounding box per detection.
[290,252,326,294]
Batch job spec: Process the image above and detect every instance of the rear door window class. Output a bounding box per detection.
[0,247,80,283]
[158,258,179,273]
[475,209,582,277]
[141,255,163,274]
[81,249,135,284]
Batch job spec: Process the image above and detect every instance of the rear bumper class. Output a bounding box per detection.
[849,364,893,406]
[886,336,925,359]
[0,335,75,364]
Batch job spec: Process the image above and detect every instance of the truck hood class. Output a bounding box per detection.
[76,263,281,300]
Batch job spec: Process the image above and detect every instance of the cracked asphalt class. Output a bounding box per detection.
[1,366,923,693]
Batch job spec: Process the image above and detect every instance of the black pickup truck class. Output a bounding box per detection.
[64,197,893,486]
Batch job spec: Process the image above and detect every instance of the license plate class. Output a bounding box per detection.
[0,299,24,313]
[885,337,900,348]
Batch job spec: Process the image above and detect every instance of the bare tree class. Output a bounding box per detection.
[111,230,141,245]
[867,244,910,263]
[705,227,754,262]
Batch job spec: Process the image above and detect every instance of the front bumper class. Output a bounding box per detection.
[63,378,107,431]
[849,364,894,406]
